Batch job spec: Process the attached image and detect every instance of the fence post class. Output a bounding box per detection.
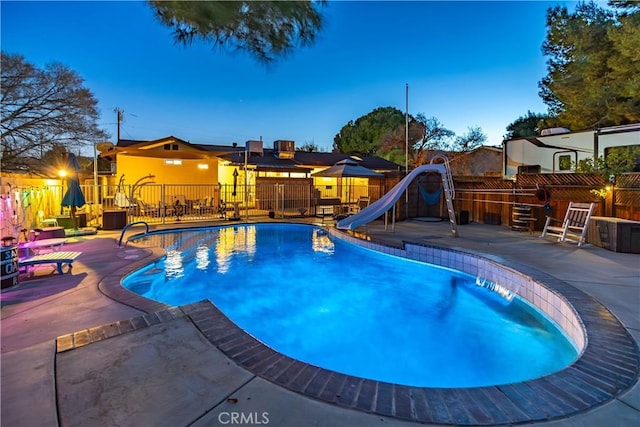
[161,185,166,224]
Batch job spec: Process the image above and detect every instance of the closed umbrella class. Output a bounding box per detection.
[61,153,86,230]
[232,168,238,197]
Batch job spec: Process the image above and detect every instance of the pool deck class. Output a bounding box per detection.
[1,219,638,426]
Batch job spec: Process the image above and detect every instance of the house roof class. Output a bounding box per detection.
[109,136,401,173]
[107,136,240,160]
[217,149,400,173]
[220,150,314,172]
[447,146,502,161]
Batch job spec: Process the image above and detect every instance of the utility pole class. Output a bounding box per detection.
[405,83,409,219]
[114,108,124,143]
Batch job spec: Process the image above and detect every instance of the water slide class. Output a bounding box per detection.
[336,163,452,231]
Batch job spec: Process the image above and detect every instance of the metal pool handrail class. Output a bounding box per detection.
[118,221,149,247]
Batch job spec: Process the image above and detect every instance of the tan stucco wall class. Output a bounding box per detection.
[116,155,218,185]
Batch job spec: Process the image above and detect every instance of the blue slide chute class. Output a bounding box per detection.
[336,163,454,231]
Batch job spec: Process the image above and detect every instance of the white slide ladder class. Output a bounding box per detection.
[433,154,458,237]
[337,156,458,237]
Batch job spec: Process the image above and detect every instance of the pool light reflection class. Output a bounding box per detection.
[165,250,184,278]
[312,229,334,254]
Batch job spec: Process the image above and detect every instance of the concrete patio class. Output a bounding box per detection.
[1,219,638,426]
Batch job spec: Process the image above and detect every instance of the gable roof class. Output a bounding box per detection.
[106,136,242,160]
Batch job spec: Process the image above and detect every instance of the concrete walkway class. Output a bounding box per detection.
[1,220,638,426]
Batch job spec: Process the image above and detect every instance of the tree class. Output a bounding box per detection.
[539,1,640,129]
[408,115,455,165]
[576,145,640,178]
[377,114,457,166]
[606,1,640,122]
[375,118,420,167]
[333,107,406,155]
[148,1,326,63]
[1,52,108,173]
[297,140,319,152]
[452,126,487,152]
[505,111,552,139]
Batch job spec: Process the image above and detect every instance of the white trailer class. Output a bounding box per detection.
[503,123,640,178]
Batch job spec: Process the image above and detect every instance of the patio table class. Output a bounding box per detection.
[20,238,68,256]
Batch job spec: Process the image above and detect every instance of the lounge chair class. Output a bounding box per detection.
[137,199,159,217]
[159,201,175,217]
[19,251,82,275]
[540,202,595,247]
[349,196,370,214]
[193,198,213,214]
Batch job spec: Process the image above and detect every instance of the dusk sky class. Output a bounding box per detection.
[1,1,584,154]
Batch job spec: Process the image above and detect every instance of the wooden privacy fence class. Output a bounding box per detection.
[614,173,640,221]
[398,172,638,229]
[440,173,640,229]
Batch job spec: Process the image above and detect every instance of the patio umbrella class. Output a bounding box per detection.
[312,159,383,203]
[311,158,384,179]
[61,153,86,230]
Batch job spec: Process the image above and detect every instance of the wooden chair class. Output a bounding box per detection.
[540,202,595,247]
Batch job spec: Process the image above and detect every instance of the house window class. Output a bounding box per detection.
[163,144,179,150]
[517,165,540,174]
[558,155,572,171]
[164,159,182,165]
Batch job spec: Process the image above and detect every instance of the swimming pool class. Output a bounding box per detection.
[123,223,578,388]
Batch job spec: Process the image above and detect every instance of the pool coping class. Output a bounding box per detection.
[85,223,639,425]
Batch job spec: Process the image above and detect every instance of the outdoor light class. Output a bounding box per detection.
[58,169,68,178]
[605,185,612,192]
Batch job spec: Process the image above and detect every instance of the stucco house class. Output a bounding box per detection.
[102,135,400,182]
[98,136,401,217]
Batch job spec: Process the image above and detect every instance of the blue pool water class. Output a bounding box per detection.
[123,223,578,387]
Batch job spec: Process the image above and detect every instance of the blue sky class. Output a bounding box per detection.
[2,1,577,153]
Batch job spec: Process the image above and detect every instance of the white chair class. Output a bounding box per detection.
[540,202,595,247]
[349,196,370,214]
[41,219,59,227]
